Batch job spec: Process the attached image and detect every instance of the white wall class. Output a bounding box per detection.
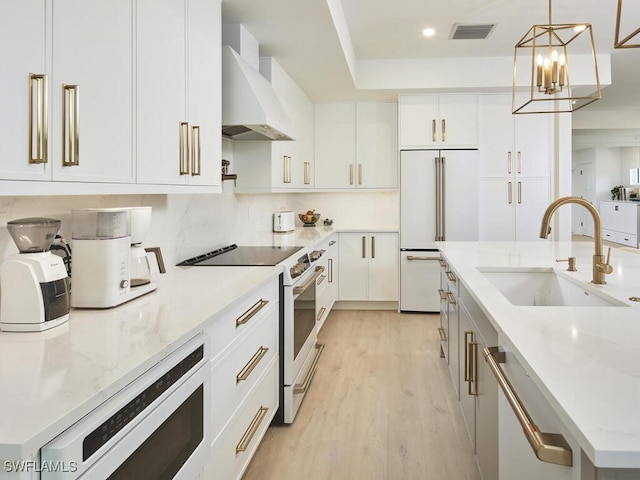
[0,191,399,269]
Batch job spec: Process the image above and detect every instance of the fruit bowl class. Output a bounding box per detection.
[298,212,321,227]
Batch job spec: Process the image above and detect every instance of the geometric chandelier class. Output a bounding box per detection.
[615,0,640,48]
[512,0,601,114]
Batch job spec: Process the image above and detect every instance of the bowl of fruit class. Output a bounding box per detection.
[298,210,321,227]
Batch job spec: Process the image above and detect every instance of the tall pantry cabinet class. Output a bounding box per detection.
[478,94,555,241]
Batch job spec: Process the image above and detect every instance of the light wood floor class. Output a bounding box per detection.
[241,310,482,480]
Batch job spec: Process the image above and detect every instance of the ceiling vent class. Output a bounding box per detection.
[450,23,496,40]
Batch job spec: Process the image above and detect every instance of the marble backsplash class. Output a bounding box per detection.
[0,190,399,269]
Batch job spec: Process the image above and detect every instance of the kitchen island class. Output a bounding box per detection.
[438,241,640,477]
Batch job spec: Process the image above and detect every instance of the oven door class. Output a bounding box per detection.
[41,338,210,480]
[283,265,324,386]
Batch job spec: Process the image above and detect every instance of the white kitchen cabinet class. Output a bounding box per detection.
[479,94,552,178]
[600,200,640,247]
[50,0,134,183]
[0,0,134,184]
[314,102,398,190]
[137,0,221,187]
[438,259,460,397]
[315,234,338,331]
[480,170,551,241]
[338,232,398,302]
[398,94,478,149]
[233,57,314,192]
[0,0,50,182]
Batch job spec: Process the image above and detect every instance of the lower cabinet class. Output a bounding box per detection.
[315,234,338,331]
[203,275,279,480]
[600,200,640,248]
[338,232,398,302]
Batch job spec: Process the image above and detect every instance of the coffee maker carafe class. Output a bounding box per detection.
[0,218,70,332]
[130,207,165,288]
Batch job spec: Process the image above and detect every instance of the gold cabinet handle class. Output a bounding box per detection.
[371,236,376,259]
[349,164,354,185]
[464,331,474,382]
[432,119,436,142]
[517,151,522,174]
[508,181,513,204]
[439,259,447,267]
[62,84,79,166]
[437,327,447,342]
[236,405,269,454]
[236,346,269,383]
[236,299,269,328]
[179,121,190,175]
[293,343,324,394]
[446,271,456,283]
[508,151,512,174]
[362,235,366,258]
[29,73,48,164]
[304,161,311,185]
[446,291,457,305]
[441,118,446,142]
[468,340,478,396]
[407,256,440,261]
[316,307,327,322]
[328,258,333,283]
[191,125,201,176]
[358,164,363,185]
[441,156,446,240]
[437,288,447,300]
[282,156,288,183]
[483,346,573,467]
[518,181,522,204]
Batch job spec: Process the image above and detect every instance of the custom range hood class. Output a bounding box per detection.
[222,45,295,141]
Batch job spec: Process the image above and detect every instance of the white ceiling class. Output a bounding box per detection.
[221,0,640,114]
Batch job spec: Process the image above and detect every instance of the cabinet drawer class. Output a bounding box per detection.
[210,301,278,441]
[205,356,279,480]
[207,277,278,363]
[602,229,616,242]
[617,232,637,247]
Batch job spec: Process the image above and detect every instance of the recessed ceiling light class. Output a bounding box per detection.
[422,28,436,37]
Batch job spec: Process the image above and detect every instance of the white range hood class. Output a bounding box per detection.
[221,45,295,141]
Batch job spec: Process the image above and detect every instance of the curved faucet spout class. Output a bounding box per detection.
[539,196,611,284]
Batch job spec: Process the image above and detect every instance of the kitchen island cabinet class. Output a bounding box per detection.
[600,200,640,248]
[438,241,640,478]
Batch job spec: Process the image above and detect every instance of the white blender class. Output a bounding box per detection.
[0,218,70,332]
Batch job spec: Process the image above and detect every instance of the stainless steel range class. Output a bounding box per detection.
[178,244,326,423]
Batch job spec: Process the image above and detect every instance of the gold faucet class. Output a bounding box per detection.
[540,196,613,285]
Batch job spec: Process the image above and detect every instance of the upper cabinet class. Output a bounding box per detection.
[232,57,314,192]
[479,94,552,178]
[314,102,398,190]
[137,0,221,187]
[398,94,478,149]
[0,0,221,194]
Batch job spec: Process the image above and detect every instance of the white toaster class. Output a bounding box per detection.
[273,211,295,232]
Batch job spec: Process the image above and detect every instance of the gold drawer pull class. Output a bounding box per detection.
[293,343,324,394]
[439,259,447,267]
[446,271,456,282]
[179,121,190,175]
[236,405,269,454]
[316,307,327,322]
[236,299,269,327]
[446,292,457,305]
[191,125,201,176]
[437,288,447,300]
[29,73,48,164]
[468,340,478,396]
[437,327,447,342]
[236,346,269,383]
[483,346,573,466]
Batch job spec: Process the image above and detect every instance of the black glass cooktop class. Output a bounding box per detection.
[177,244,303,267]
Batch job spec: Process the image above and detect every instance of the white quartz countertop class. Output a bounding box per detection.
[437,241,640,468]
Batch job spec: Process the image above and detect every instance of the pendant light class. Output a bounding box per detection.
[512,0,601,114]
[615,0,640,48]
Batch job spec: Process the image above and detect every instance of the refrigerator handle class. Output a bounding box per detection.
[434,157,441,241]
[441,156,446,241]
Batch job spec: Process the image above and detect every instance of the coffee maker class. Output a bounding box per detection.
[130,207,165,289]
[0,218,70,332]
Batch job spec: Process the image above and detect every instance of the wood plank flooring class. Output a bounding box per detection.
[241,310,482,480]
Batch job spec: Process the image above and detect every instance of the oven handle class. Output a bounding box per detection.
[293,343,325,394]
[293,266,326,295]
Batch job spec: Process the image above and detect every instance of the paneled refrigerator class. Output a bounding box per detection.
[400,149,479,312]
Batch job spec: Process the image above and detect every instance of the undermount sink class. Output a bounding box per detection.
[478,267,628,307]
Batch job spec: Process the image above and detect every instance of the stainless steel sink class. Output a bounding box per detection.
[478,267,628,307]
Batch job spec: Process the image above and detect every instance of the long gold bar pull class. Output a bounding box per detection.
[349,164,354,185]
[483,346,573,466]
[508,151,512,174]
[362,235,366,258]
[518,181,522,204]
[179,122,190,175]
[508,181,513,204]
[236,406,269,454]
[371,235,376,258]
[469,340,478,396]
[432,119,436,142]
[62,84,79,166]
[358,164,363,185]
[442,119,446,142]
[191,125,201,176]
[29,73,48,164]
